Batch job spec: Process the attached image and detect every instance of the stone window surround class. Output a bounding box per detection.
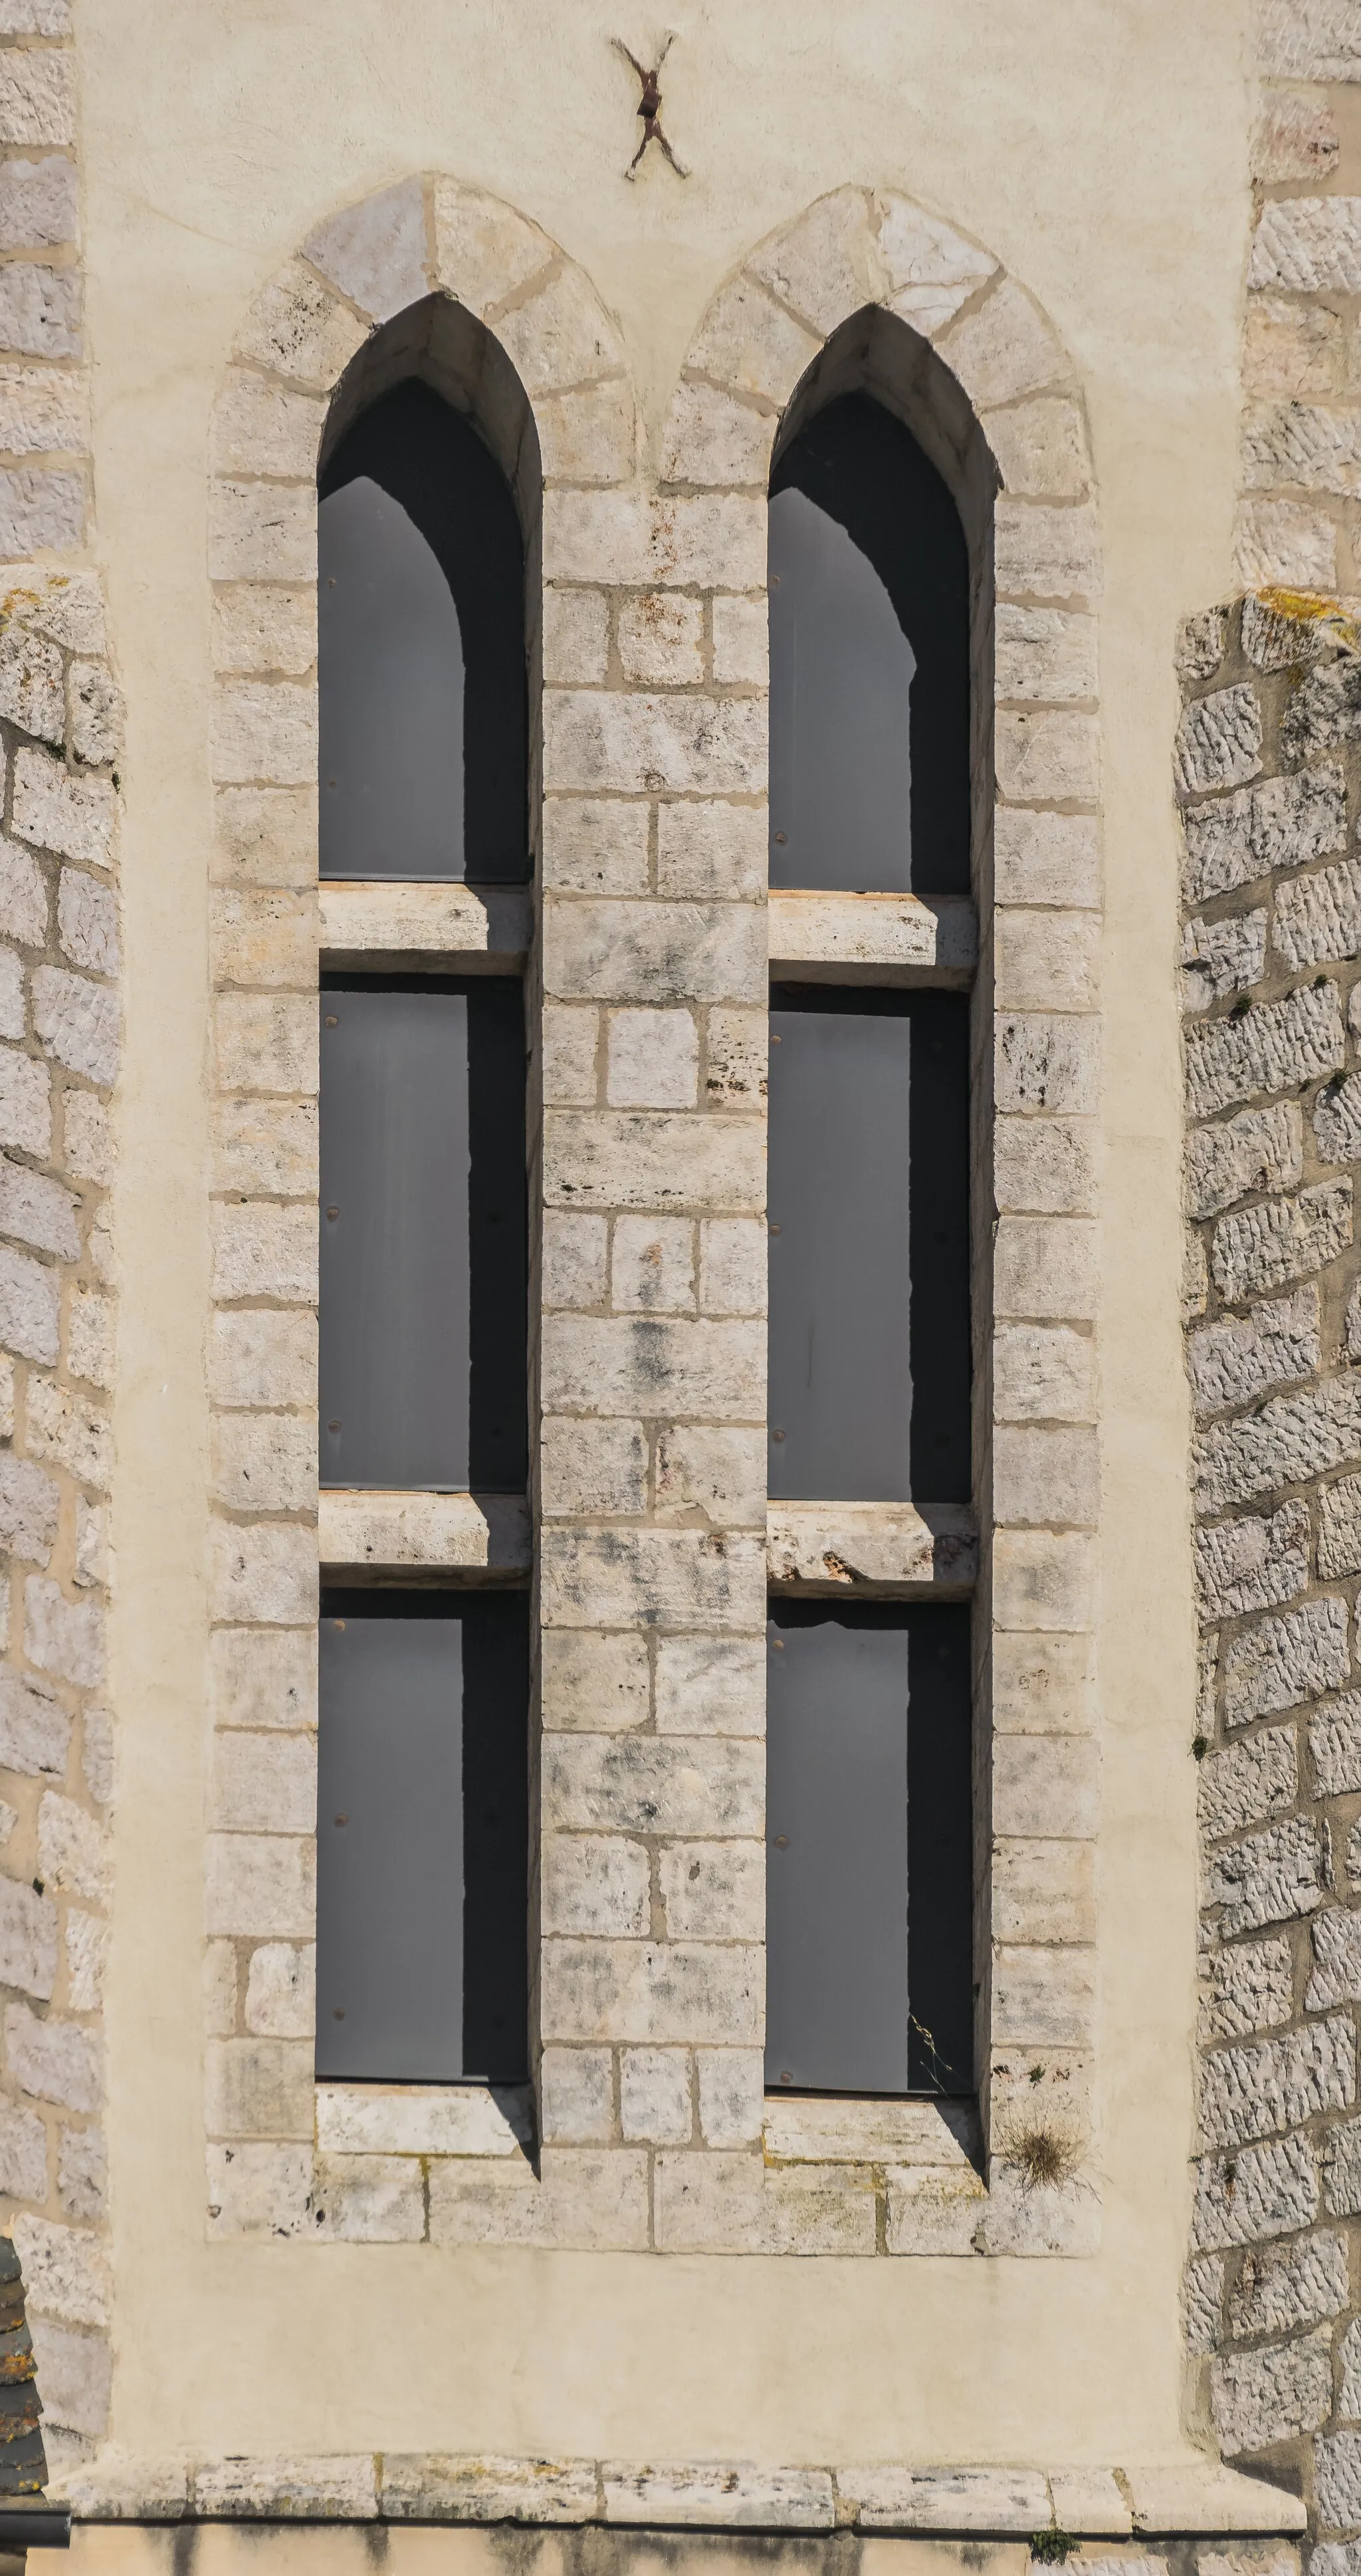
[201,172,1103,2260]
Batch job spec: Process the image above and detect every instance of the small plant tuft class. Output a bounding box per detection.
[1030,2531,1079,2565]
[1009,2127,1077,2191]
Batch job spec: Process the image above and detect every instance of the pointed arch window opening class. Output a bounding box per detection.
[765,383,977,2105]
[314,337,534,2091]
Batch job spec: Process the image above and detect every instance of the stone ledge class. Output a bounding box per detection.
[762,2094,980,2167]
[768,889,978,985]
[316,2082,532,2157]
[766,1501,978,1595]
[51,2452,1305,2535]
[318,879,531,970]
[318,1488,530,1576]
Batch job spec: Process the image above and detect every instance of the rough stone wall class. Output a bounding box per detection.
[0,0,122,2488]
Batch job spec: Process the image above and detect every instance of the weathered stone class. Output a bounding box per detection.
[5,2002,99,2112]
[1224,1596,1350,1724]
[659,1841,763,1942]
[1185,980,1344,1121]
[31,967,118,1085]
[1210,2321,1332,2455]
[1176,685,1263,798]
[545,1735,761,1839]
[1183,2251,1225,2351]
[1187,1287,1318,1416]
[1243,588,1335,670]
[1235,499,1338,593]
[995,707,1099,803]
[25,1578,102,1687]
[994,1014,1099,1115]
[1194,1500,1309,1621]
[310,2155,423,2244]
[209,1627,316,1731]
[1197,1373,1361,1516]
[1204,1814,1326,1936]
[211,1204,316,1303]
[1251,196,1361,294]
[244,1937,315,2040]
[1182,764,1345,907]
[538,2048,614,2146]
[994,1215,1097,1320]
[1245,402,1361,500]
[205,2037,313,2140]
[1181,910,1267,1012]
[1199,2013,1354,2148]
[939,276,1065,408]
[1309,1909,1361,2010]
[994,501,1099,601]
[36,1792,108,1908]
[1315,2431,1361,2534]
[1202,1934,1293,2040]
[1200,1727,1298,1842]
[1193,2134,1318,2250]
[1313,1692,1361,1794]
[1320,1472,1361,1579]
[982,398,1091,499]
[208,1523,317,1627]
[1211,1178,1352,1305]
[1177,609,1229,684]
[544,1110,764,1215]
[605,1007,700,1104]
[302,177,427,320]
[992,1322,1095,1423]
[1314,1071,1361,1163]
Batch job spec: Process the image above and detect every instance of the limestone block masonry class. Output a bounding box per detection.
[0,0,120,2489]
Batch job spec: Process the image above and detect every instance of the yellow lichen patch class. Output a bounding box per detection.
[1256,584,1361,649]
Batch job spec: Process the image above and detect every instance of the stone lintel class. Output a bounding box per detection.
[317,1487,530,1576]
[318,878,531,971]
[766,1500,978,1595]
[768,889,978,985]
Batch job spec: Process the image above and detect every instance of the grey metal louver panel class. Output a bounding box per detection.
[316,1591,528,2084]
[768,392,970,898]
[319,979,526,1492]
[767,989,970,1504]
[765,1603,972,2098]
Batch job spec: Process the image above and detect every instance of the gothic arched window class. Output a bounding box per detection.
[766,387,975,2101]
[314,346,531,2087]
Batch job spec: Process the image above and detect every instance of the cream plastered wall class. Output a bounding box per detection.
[76,0,1246,2476]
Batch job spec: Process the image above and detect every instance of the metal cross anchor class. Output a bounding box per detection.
[613,33,688,178]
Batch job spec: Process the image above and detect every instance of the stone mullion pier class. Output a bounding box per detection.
[532,472,770,2238]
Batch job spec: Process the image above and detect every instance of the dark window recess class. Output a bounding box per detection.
[319,977,527,1492]
[769,392,970,897]
[316,1591,529,2083]
[766,1601,972,2097]
[768,987,970,1504]
[318,378,527,883]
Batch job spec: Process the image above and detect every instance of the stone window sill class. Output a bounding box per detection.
[316,2081,532,2157]
[317,1486,530,1576]
[317,1490,976,1593]
[768,887,977,985]
[762,2092,980,2167]
[318,878,530,971]
[766,1499,976,1594]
